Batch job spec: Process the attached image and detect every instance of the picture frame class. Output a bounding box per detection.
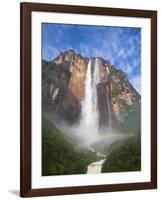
[20,2,157,197]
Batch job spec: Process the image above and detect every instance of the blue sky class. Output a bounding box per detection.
[42,23,141,94]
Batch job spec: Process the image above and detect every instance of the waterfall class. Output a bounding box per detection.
[94,58,100,84]
[79,58,113,142]
[106,90,112,130]
[80,59,99,140]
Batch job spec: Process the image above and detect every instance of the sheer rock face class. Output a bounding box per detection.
[110,67,141,132]
[53,50,88,101]
[42,49,141,132]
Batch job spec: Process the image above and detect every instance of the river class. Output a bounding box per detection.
[87,146,106,174]
[87,158,106,174]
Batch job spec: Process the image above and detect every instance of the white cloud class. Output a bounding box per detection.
[130,75,141,94]
[117,49,125,58]
[43,44,59,61]
[79,42,91,57]
[122,64,133,75]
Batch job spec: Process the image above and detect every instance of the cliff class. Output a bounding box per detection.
[42,49,141,133]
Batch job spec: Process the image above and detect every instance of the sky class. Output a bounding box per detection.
[42,23,141,94]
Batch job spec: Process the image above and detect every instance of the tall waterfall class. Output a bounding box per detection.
[79,58,113,143]
[106,90,112,130]
[80,59,99,140]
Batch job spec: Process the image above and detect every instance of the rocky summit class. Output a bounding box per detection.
[42,49,141,133]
